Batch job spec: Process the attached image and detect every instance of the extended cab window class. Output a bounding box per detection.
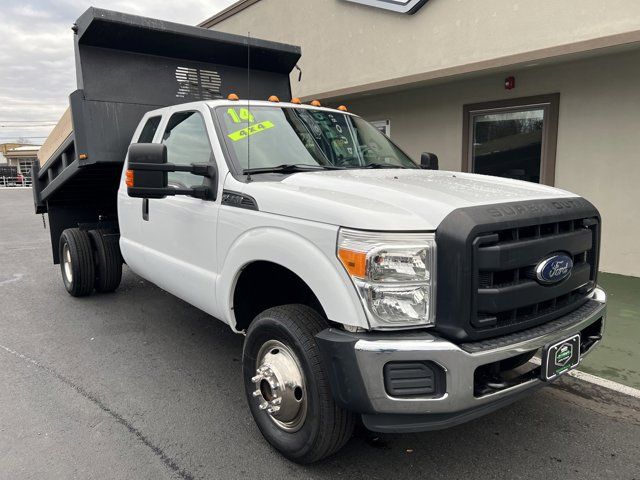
[137,116,161,143]
[215,106,417,172]
[162,111,212,188]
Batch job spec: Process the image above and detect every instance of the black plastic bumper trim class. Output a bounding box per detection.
[315,328,376,414]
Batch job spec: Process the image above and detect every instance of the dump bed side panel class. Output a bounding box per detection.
[38,108,72,168]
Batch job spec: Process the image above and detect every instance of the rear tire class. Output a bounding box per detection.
[243,304,355,463]
[88,229,122,293]
[59,228,95,297]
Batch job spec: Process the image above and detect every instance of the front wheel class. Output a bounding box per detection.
[243,305,355,463]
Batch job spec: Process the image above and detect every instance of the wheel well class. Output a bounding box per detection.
[233,261,326,332]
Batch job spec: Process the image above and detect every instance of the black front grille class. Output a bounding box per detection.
[472,217,599,332]
[435,197,601,342]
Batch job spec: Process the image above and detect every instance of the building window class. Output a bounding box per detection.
[370,119,391,137]
[462,94,559,185]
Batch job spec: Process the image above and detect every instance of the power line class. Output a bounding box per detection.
[1,125,56,128]
[0,136,47,139]
[0,100,67,105]
[0,120,58,122]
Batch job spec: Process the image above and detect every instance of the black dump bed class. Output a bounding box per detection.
[33,7,300,262]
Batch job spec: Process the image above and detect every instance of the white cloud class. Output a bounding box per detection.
[0,0,235,145]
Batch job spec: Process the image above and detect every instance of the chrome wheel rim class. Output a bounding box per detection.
[62,243,73,284]
[252,340,307,432]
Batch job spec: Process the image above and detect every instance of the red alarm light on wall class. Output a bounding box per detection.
[505,76,516,90]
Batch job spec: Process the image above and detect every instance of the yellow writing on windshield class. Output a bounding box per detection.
[228,121,275,141]
[227,107,255,124]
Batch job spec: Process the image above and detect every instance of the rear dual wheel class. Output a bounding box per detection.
[59,228,95,297]
[243,305,355,463]
[59,228,122,296]
[88,229,122,293]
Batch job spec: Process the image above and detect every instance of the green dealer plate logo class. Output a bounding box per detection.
[542,333,581,381]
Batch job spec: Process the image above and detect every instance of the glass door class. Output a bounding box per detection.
[463,94,559,185]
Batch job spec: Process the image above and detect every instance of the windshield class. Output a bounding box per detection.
[214,106,418,172]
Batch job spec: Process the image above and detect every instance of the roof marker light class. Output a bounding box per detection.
[268,95,280,102]
[291,97,302,104]
[337,105,348,112]
[228,93,239,101]
[310,100,321,107]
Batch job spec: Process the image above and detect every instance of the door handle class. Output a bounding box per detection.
[142,198,149,221]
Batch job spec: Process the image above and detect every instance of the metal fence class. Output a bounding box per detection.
[0,176,32,188]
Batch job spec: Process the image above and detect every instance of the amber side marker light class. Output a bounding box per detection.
[228,93,239,101]
[291,97,302,104]
[268,95,280,102]
[338,248,366,278]
[337,105,348,112]
[125,169,134,188]
[79,153,88,160]
[310,100,321,107]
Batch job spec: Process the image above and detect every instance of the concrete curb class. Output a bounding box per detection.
[531,357,640,400]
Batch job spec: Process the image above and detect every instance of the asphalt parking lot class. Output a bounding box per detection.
[1,188,639,480]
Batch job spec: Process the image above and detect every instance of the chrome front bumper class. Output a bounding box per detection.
[316,288,606,432]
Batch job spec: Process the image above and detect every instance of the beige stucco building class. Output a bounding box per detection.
[0,143,40,183]
[202,0,640,277]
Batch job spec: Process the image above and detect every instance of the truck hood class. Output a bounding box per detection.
[241,169,576,230]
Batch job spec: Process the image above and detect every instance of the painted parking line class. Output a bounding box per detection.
[530,357,640,400]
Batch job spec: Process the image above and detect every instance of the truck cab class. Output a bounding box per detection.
[35,8,606,464]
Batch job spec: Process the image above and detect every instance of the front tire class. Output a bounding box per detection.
[59,228,95,297]
[243,305,355,463]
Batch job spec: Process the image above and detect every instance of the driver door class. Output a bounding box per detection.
[136,107,220,315]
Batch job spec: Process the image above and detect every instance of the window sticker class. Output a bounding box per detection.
[227,107,255,124]
[228,120,275,141]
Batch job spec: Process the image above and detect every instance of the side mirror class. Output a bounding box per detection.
[126,143,216,200]
[127,143,168,199]
[420,152,439,170]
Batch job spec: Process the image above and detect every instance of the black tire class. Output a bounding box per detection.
[243,305,355,464]
[59,228,95,297]
[88,229,122,293]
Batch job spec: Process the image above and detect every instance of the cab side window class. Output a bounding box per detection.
[137,116,161,143]
[162,111,212,188]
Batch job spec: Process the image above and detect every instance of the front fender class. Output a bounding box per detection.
[216,226,369,332]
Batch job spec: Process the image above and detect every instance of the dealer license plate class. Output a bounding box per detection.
[542,334,581,381]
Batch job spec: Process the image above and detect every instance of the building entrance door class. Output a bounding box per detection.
[463,94,559,185]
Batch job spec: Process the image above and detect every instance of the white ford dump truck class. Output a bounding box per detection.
[34,8,606,463]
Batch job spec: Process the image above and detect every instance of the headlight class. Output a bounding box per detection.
[337,228,436,329]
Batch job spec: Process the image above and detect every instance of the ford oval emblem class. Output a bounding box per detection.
[536,253,573,284]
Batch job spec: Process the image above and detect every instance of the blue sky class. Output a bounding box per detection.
[0,0,235,145]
